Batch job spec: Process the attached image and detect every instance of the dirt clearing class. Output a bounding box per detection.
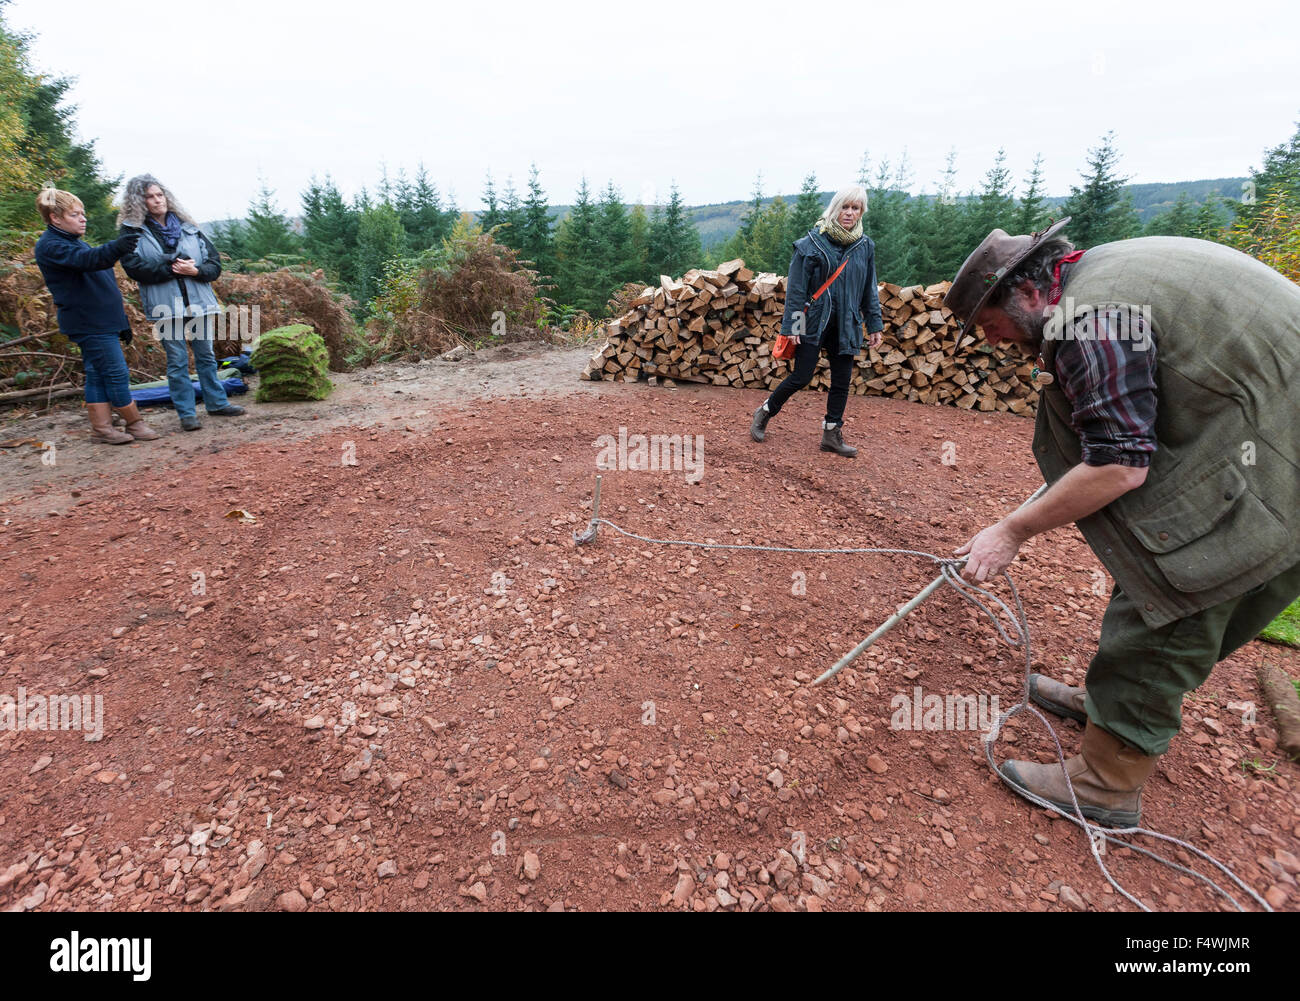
[1,342,1296,912]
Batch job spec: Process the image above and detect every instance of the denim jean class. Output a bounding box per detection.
[76,334,133,407]
[160,323,229,418]
[764,312,857,426]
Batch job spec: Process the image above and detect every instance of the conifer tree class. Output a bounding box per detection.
[648,182,702,278]
[1014,154,1049,233]
[479,173,503,232]
[554,178,603,313]
[789,172,823,240]
[353,201,406,306]
[1059,132,1141,247]
[519,164,553,279]
[595,181,635,298]
[245,180,301,259]
[964,147,1016,245]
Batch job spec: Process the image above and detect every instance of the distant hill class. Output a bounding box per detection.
[204,177,1248,251]
[679,177,1249,250]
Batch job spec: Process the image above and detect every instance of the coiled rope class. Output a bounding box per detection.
[579,514,1272,913]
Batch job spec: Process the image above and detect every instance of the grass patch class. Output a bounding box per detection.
[1260,596,1300,648]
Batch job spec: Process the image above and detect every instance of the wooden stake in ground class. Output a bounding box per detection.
[1257,662,1300,760]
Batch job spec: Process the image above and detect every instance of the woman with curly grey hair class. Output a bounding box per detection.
[119,175,245,431]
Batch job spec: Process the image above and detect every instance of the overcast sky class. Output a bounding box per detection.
[11,0,1300,222]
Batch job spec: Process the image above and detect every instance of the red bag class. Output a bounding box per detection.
[774,254,851,361]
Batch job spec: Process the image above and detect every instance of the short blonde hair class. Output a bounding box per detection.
[36,186,84,224]
[820,185,869,225]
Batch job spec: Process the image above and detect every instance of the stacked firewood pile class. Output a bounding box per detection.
[582,259,1040,415]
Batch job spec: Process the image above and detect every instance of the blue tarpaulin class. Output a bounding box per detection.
[130,351,253,407]
[130,376,248,408]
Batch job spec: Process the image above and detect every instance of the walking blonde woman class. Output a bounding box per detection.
[32,187,160,444]
[119,174,245,431]
[750,185,883,457]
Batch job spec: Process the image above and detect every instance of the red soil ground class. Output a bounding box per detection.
[1,342,1296,911]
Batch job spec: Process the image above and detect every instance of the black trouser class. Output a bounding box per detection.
[765,326,856,426]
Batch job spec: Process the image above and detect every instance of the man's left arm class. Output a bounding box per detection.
[957,309,1158,581]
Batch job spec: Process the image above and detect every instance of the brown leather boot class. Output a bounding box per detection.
[115,401,160,441]
[87,402,133,445]
[999,720,1159,827]
[1028,673,1087,723]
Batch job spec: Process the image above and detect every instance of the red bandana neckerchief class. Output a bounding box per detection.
[1035,249,1088,383]
[1047,249,1087,306]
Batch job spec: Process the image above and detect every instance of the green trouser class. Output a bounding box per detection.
[1083,559,1300,757]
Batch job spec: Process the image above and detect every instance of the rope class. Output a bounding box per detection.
[582,515,1272,913]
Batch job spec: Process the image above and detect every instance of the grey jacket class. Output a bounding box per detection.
[120,220,222,322]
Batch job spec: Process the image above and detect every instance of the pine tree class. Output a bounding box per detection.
[1143,193,1197,237]
[737,174,765,246]
[859,151,916,285]
[1059,132,1141,247]
[748,196,791,273]
[210,219,252,263]
[498,176,525,249]
[300,174,358,282]
[1234,119,1300,228]
[479,173,503,233]
[648,182,702,278]
[922,149,969,284]
[1014,154,1049,233]
[964,147,1016,246]
[553,178,603,313]
[15,75,119,241]
[789,172,823,240]
[595,181,635,300]
[353,202,407,306]
[519,163,553,279]
[244,181,301,259]
[398,163,451,251]
[1191,196,1229,241]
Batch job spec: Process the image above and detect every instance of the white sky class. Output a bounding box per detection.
[11,0,1300,221]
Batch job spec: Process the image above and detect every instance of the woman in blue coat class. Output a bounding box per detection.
[32,187,161,445]
[750,186,884,457]
[118,174,245,432]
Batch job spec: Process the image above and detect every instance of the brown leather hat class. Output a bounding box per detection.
[945,217,1072,333]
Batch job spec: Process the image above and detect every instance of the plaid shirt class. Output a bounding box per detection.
[1048,263,1159,468]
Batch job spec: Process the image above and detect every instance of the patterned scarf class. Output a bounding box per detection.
[817,215,863,246]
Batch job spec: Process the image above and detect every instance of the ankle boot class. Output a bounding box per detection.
[1000,720,1159,827]
[114,401,160,441]
[820,421,857,458]
[750,402,772,442]
[1029,673,1088,723]
[87,402,133,445]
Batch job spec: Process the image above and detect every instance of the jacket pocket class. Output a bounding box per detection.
[1129,459,1288,591]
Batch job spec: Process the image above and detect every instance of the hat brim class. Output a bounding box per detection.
[958,217,1073,336]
